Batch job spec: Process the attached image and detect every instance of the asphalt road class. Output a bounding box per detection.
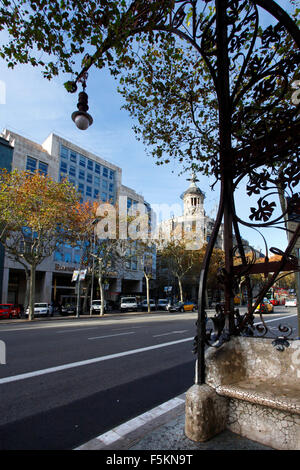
[0,307,298,450]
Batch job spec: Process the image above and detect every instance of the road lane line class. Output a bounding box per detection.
[254,314,297,325]
[57,327,100,334]
[0,336,193,385]
[88,332,135,340]
[153,330,188,337]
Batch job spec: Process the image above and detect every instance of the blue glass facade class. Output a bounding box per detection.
[55,144,117,265]
[59,145,115,204]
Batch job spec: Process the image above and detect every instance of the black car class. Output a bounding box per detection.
[61,304,76,316]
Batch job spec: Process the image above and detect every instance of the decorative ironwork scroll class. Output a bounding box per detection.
[69,0,300,384]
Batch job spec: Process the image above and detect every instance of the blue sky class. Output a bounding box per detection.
[0,1,296,253]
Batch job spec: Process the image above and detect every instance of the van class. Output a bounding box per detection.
[120,297,138,312]
[90,299,106,314]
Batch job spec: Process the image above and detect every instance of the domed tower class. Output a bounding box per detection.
[181,172,205,218]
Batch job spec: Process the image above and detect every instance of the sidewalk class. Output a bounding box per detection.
[75,394,273,451]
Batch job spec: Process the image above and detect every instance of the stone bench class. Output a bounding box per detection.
[185,337,300,450]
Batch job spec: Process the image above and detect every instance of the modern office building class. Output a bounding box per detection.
[0,129,154,307]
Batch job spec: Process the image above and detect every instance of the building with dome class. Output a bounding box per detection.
[155,173,224,301]
[158,173,224,251]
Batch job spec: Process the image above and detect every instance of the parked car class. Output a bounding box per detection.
[270,299,279,306]
[90,299,106,314]
[120,297,138,312]
[141,299,156,311]
[106,300,119,312]
[157,299,169,311]
[166,301,180,312]
[285,297,297,307]
[177,301,196,312]
[0,304,21,319]
[61,303,76,316]
[25,303,51,316]
[254,298,274,313]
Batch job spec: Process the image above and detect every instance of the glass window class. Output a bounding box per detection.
[79,155,86,167]
[78,169,85,180]
[60,161,67,173]
[109,183,114,192]
[103,167,108,178]
[69,166,76,177]
[73,251,81,264]
[86,186,92,197]
[109,170,114,180]
[64,252,72,263]
[87,159,93,171]
[87,173,93,184]
[54,250,63,261]
[131,257,137,271]
[102,180,108,190]
[26,156,37,173]
[94,188,99,199]
[94,176,100,186]
[78,183,84,195]
[38,161,48,175]
[60,145,68,159]
[101,192,107,202]
[70,151,77,163]
[95,163,100,175]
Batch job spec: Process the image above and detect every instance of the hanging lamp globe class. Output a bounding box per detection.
[72,91,93,130]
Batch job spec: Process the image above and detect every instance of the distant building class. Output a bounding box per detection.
[0,129,154,306]
[158,172,224,250]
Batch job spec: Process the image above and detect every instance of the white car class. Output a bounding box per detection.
[157,299,169,311]
[141,299,156,311]
[120,297,138,312]
[285,298,297,307]
[25,303,50,316]
[90,299,106,314]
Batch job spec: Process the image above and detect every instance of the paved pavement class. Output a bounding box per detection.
[75,393,273,451]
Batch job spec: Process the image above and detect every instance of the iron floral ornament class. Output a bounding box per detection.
[68,1,300,377]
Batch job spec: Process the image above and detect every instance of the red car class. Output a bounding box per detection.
[0,304,21,319]
[269,299,279,306]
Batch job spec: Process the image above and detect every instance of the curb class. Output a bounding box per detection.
[75,394,186,450]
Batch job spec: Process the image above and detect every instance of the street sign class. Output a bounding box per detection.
[72,270,79,282]
[79,269,87,280]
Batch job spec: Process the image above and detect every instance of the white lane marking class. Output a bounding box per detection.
[75,396,185,449]
[153,330,188,338]
[57,327,100,334]
[0,337,193,385]
[88,332,135,340]
[254,314,297,325]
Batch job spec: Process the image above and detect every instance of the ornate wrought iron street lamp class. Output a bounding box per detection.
[71,72,93,130]
[69,0,300,385]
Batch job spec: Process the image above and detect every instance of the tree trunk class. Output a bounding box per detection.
[178,276,183,303]
[146,275,150,312]
[24,268,30,311]
[83,278,91,314]
[28,264,36,321]
[99,276,105,316]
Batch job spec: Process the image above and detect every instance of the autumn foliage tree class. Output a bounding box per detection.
[0,169,80,320]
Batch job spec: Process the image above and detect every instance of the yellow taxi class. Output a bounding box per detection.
[254,298,274,314]
[178,301,196,312]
